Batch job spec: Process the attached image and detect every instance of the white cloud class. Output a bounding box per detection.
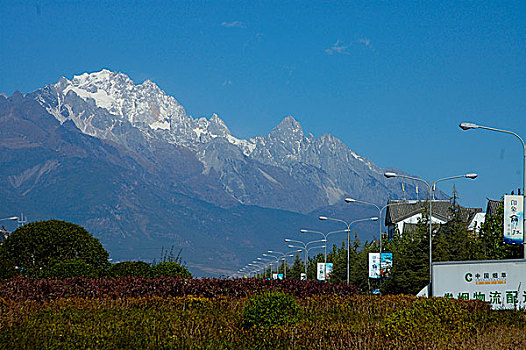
[357,38,371,47]
[221,21,246,28]
[325,40,350,55]
[325,38,373,55]
[222,80,232,87]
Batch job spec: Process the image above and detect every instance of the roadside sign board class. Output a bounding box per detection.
[433,259,526,309]
[316,263,333,281]
[504,195,524,244]
[369,253,393,279]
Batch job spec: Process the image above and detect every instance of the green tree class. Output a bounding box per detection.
[110,261,152,278]
[433,203,481,262]
[288,253,304,279]
[151,261,191,278]
[478,205,521,259]
[326,242,347,283]
[46,259,99,278]
[382,218,429,295]
[307,253,323,280]
[0,220,109,278]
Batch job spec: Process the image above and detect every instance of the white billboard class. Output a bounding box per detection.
[433,259,526,309]
[504,195,524,244]
[317,262,333,281]
[369,253,393,279]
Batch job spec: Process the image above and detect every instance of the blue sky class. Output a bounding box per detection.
[1,1,525,209]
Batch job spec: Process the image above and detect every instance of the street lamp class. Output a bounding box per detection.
[318,216,378,284]
[268,250,299,279]
[460,122,526,257]
[263,253,283,279]
[285,238,326,278]
[257,257,274,278]
[299,228,347,279]
[344,199,421,285]
[384,171,477,296]
[0,217,18,222]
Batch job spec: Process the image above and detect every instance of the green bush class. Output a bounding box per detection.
[243,291,300,328]
[381,298,480,346]
[151,261,191,278]
[0,220,109,278]
[110,261,152,278]
[46,259,99,279]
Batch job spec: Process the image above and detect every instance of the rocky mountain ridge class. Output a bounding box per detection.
[34,69,416,213]
[0,70,430,275]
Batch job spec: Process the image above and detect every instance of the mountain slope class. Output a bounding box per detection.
[1,70,430,275]
[34,70,420,213]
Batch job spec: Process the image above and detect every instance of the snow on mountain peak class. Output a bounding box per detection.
[50,69,187,133]
[37,70,374,173]
[273,115,303,134]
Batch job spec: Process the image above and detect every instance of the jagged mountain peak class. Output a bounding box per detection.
[272,115,303,134]
[266,115,307,148]
[207,113,231,137]
[317,133,338,143]
[29,70,422,212]
[70,69,134,90]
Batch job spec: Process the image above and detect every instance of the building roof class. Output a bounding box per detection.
[385,199,482,226]
[486,198,503,217]
[0,226,9,244]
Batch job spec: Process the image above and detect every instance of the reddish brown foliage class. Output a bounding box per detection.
[0,277,359,301]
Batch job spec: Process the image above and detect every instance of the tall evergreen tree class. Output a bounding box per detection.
[382,217,429,295]
[289,253,304,279]
[478,205,522,259]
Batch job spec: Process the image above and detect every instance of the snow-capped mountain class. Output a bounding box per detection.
[33,69,417,213]
[0,69,432,275]
[37,69,253,153]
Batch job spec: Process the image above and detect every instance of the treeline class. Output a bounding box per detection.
[0,220,191,279]
[265,203,521,295]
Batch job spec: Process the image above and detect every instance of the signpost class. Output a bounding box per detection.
[504,195,524,244]
[433,259,526,309]
[369,253,393,279]
[316,262,333,281]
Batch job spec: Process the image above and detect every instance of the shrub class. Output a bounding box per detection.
[46,259,99,279]
[151,261,191,279]
[380,297,486,346]
[110,261,152,278]
[0,277,360,301]
[0,220,109,278]
[243,291,300,328]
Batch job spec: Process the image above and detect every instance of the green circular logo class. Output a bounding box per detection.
[465,272,473,282]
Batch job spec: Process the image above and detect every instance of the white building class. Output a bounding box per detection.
[384,199,483,239]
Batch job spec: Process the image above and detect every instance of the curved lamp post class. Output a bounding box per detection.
[257,257,275,278]
[263,253,284,279]
[318,216,378,284]
[268,250,300,279]
[344,199,422,288]
[285,238,326,278]
[384,171,477,295]
[299,228,347,278]
[460,122,525,258]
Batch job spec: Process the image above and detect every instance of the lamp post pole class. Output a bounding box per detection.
[318,216,378,284]
[384,172,477,296]
[257,257,274,278]
[344,199,415,287]
[268,250,299,279]
[299,229,348,281]
[460,122,526,258]
[285,238,326,278]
